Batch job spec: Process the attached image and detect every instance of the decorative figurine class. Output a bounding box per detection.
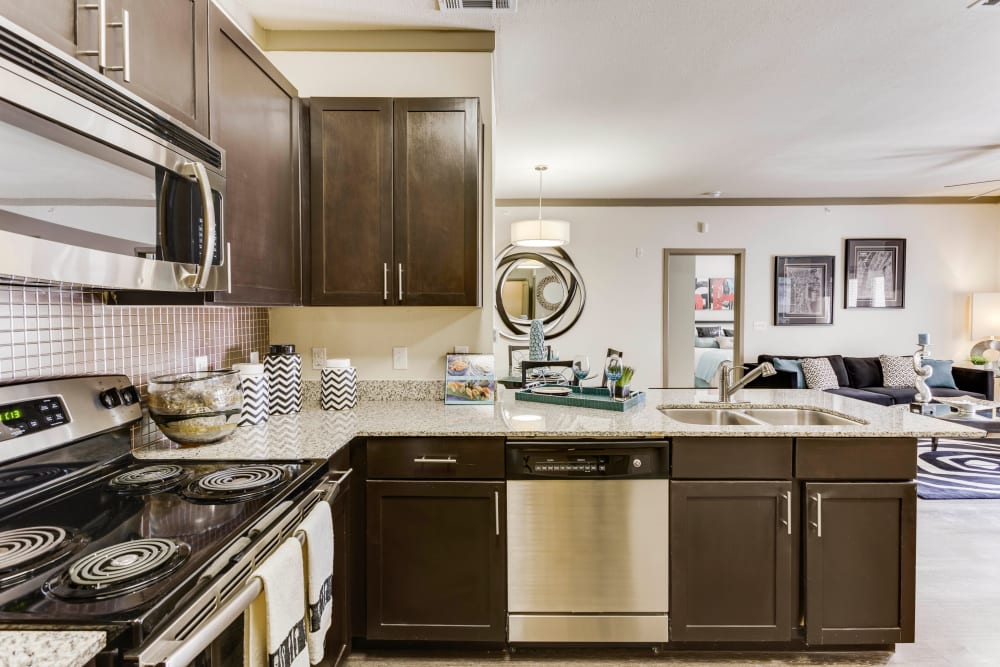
[913,334,933,404]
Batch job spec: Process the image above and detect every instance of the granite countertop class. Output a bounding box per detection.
[135,387,986,461]
[0,631,105,667]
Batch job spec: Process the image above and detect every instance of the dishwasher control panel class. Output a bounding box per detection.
[507,441,668,479]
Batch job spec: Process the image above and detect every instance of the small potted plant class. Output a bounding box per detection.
[614,366,635,400]
[971,355,987,367]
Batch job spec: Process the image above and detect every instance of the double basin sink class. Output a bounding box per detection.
[659,406,866,427]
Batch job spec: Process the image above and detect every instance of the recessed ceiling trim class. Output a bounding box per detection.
[263,28,495,52]
[495,197,1000,207]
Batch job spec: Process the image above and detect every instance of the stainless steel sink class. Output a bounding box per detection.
[741,408,864,426]
[659,406,866,427]
[658,408,763,426]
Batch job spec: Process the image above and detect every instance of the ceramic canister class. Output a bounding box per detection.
[321,358,358,410]
[264,344,302,414]
[232,363,269,426]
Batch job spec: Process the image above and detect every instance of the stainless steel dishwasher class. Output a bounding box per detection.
[506,440,670,644]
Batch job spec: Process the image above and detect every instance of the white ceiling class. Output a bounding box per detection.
[240,0,1000,199]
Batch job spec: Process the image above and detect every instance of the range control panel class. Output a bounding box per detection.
[0,396,69,439]
[507,441,669,479]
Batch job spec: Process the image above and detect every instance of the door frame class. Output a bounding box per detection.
[661,248,746,387]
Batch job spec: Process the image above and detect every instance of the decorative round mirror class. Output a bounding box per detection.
[495,244,586,340]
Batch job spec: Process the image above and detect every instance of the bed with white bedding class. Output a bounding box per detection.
[693,347,733,388]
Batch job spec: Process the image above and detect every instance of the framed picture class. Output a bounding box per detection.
[774,255,835,326]
[710,277,735,310]
[694,278,709,310]
[445,353,496,405]
[844,239,906,308]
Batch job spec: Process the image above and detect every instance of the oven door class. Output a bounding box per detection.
[127,470,351,667]
[0,19,228,292]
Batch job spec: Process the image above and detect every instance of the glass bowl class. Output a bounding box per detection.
[147,370,242,445]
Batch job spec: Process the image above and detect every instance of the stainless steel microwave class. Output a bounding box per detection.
[0,17,229,293]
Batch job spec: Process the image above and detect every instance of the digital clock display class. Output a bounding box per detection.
[1,408,23,423]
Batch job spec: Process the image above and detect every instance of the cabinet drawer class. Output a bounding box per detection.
[672,438,792,479]
[367,437,505,479]
[795,438,917,480]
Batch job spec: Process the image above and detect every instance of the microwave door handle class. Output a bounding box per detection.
[136,577,262,667]
[178,161,216,291]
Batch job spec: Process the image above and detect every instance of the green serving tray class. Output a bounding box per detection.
[514,385,646,412]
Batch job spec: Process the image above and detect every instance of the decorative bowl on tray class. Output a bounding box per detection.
[147,370,242,445]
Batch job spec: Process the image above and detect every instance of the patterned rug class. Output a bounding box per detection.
[917,438,1000,499]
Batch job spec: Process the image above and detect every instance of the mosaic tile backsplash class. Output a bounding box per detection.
[0,286,269,392]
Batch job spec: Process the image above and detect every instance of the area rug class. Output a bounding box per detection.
[917,438,1000,499]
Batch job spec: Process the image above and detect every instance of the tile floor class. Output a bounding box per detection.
[346,498,1000,666]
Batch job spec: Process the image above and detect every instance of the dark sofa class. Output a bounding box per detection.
[745,354,994,405]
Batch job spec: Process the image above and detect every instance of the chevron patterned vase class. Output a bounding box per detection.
[264,346,302,415]
[529,319,546,361]
[321,367,358,410]
[237,374,269,426]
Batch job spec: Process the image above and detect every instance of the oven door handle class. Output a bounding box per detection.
[139,576,263,667]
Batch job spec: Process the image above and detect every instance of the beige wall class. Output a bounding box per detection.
[266,50,495,380]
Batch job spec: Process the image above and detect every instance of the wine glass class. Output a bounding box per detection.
[572,355,590,387]
[605,355,624,401]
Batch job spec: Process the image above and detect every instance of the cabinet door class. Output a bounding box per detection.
[0,0,100,70]
[207,3,300,305]
[670,480,793,642]
[393,98,481,306]
[366,480,505,641]
[104,0,209,135]
[309,98,393,306]
[804,482,916,645]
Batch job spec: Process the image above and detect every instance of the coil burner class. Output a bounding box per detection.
[0,526,86,588]
[109,464,189,494]
[0,466,76,498]
[45,538,190,600]
[182,464,288,502]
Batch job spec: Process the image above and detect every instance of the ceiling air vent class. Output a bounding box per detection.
[439,0,516,11]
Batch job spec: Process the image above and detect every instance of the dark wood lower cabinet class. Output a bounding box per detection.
[324,464,352,666]
[670,480,793,642]
[804,481,916,645]
[366,480,506,642]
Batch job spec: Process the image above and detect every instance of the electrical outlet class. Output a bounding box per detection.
[249,351,260,364]
[393,347,408,370]
[194,356,208,372]
[311,347,327,370]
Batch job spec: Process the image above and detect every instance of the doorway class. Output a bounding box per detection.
[662,249,745,388]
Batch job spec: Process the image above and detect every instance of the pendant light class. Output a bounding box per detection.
[510,165,570,247]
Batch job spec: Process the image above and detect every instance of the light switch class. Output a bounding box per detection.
[753,321,767,331]
[393,347,408,370]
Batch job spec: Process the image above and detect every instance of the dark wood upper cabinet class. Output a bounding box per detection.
[393,98,481,306]
[670,480,793,642]
[309,97,481,306]
[207,2,301,305]
[366,480,505,642]
[804,482,916,646]
[309,98,394,306]
[0,0,100,70]
[104,0,209,136]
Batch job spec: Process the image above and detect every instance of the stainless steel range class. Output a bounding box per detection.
[0,375,348,666]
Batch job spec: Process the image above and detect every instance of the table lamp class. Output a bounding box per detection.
[970,293,1000,369]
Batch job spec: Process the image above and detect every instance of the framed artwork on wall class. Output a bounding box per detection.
[844,238,906,309]
[774,255,835,326]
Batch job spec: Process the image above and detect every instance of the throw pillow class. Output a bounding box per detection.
[696,325,723,337]
[695,337,720,348]
[801,357,840,390]
[773,358,806,389]
[715,336,734,349]
[879,354,918,388]
[921,359,959,390]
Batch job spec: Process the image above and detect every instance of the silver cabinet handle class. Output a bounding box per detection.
[398,263,404,302]
[383,262,389,301]
[77,0,107,66]
[785,491,792,536]
[413,456,457,464]
[106,8,131,82]
[494,490,500,537]
[178,161,216,291]
[809,493,823,537]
